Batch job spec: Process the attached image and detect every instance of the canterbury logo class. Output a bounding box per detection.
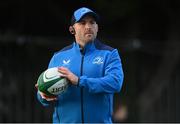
[92,56,104,64]
[63,59,70,65]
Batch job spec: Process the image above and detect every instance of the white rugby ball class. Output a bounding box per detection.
[37,67,69,96]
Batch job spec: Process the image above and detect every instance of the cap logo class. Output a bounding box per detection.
[81,8,90,16]
[72,7,98,24]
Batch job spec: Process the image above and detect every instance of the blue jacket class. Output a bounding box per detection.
[37,39,124,123]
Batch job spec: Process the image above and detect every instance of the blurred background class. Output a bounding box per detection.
[0,0,180,122]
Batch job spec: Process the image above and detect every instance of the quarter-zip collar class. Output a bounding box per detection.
[73,39,96,55]
[73,42,82,55]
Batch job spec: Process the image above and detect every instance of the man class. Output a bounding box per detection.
[36,7,124,123]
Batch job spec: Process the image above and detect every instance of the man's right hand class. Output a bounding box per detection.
[38,91,57,101]
[35,83,57,101]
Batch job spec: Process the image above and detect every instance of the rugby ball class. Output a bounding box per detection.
[37,67,69,96]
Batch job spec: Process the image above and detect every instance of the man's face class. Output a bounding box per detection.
[73,15,98,44]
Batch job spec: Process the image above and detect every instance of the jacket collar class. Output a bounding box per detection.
[73,39,97,54]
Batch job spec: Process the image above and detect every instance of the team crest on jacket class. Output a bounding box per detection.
[92,56,104,64]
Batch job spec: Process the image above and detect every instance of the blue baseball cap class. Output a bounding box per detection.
[71,7,99,25]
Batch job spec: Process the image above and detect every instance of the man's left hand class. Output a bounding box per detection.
[58,67,79,85]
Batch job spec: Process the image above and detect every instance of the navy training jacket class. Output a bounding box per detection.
[37,39,124,123]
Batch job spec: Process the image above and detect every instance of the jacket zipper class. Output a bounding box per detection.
[80,50,85,123]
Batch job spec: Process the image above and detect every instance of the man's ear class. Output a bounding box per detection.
[69,26,75,34]
[96,24,99,33]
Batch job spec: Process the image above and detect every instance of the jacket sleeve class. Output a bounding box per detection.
[36,55,56,106]
[37,91,51,107]
[79,49,124,93]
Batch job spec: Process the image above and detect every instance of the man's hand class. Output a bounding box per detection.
[35,83,57,101]
[58,67,79,85]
